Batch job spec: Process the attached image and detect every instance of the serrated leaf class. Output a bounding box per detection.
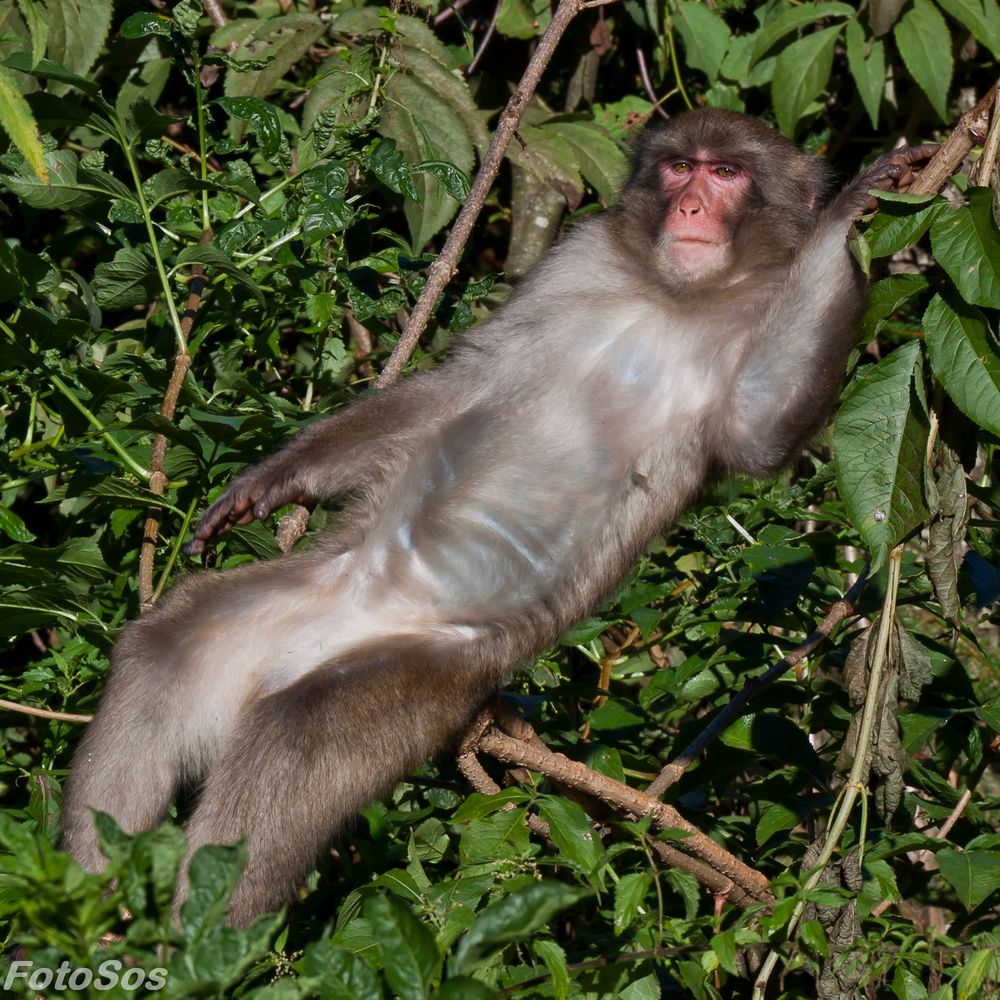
[613,872,651,934]
[365,895,438,1000]
[92,247,156,309]
[673,1,730,84]
[0,64,46,181]
[750,3,854,64]
[223,14,325,102]
[936,0,1000,58]
[540,119,627,205]
[860,274,929,341]
[930,189,1000,308]
[381,72,475,252]
[865,197,946,258]
[833,342,928,570]
[924,294,1000,437]
[453,882,590,974]
[936,848,1000,909]
[845,20,886,127]
[894,0,953,121]
[46,0,113,91]
[532,939,570,1000]
[537,796,603,875]
[415,160,470,201]
[771,26,841,136]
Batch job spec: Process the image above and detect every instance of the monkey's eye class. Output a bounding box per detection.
[714,165,738,178]
[670,161,693,174]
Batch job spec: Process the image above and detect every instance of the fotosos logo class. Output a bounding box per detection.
[5,960,167,992]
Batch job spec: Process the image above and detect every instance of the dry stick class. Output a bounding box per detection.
[907,78,999,197]
[646,569,869,799]
[374,0,620,390]
[478,726,772,904]
[0,698,92,724]
[137,233,212,608]
[201,0,229,29]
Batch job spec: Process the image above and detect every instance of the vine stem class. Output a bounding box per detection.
[375,0,620,389]
[752,545,904,1000]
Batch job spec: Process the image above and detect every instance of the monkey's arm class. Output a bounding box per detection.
[722,144,939,476]
[185,381,436,553]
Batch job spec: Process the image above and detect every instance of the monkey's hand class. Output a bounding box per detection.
[184,464,311,555]
[835,143,940,218]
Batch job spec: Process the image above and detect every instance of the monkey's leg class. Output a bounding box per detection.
[61,586,242,872]
[61,648,187,872]
[180,633,505,926]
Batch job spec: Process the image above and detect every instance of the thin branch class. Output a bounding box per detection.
[908,78,999,196]
[645,568,869,799]
[201,0,229,29]
[467,0,501,76]
[477,723,772,904]
[636,48,669,121]
[376,0,619,388]
[137,232,211,609]
[0,697,92,724]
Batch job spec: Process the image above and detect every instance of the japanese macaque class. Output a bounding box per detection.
[61,110,936,927]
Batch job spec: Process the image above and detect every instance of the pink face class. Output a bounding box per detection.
[658,153,752,278]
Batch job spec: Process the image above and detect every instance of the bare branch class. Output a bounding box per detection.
[376,0,620,388]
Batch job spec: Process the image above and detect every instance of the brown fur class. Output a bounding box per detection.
[61,111,933,926]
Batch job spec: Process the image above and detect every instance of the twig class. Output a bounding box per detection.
[467,0,501,76]
[138,230,212,608]
[645,568,868,799]
[636,48,669,121]
[0,697,92,724]
[477,723,772,904]
[908,78,999,196]
[433,0,473,26]
[376,0,620,389]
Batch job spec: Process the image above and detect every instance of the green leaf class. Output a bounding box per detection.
[771,26,841,136]
[216,95,284,163]
[366,138,420,201]
[613,872,651,934]
[0,64,46,181]
[894,0,953,121]
[673,1,730,85]
[936,848,1000,909]
[3,52,101,98]
[750,2,854,64]
[453,882,590,974]
[924,294,1000,437]
[365,894,439,1000]
[46,0,113,89]
[532,939,570,1000]
[537,796,604,876]
[833,342,928,570]
[298,938,382,1000]
[865,197,946,258]
[860,274,929,341]
[415,160,471,201]
[539,119,627,205]
[930,189,1000,308]
[223,14,325,101]
[119,12,174,38]
[936,0,1000,58]
[496,0,551,39]
[844,20,886,127]
[381,72,475,252]
[92,247,156,309]
[179,842,246,938]
[177,244,265,303]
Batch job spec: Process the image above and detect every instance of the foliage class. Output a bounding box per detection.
[0,0,998,997]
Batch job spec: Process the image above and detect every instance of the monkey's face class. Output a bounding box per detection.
[657,154,752,281]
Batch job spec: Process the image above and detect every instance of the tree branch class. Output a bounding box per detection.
[375,0,619,389]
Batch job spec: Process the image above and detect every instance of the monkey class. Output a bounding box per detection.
[61,110,937,927]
